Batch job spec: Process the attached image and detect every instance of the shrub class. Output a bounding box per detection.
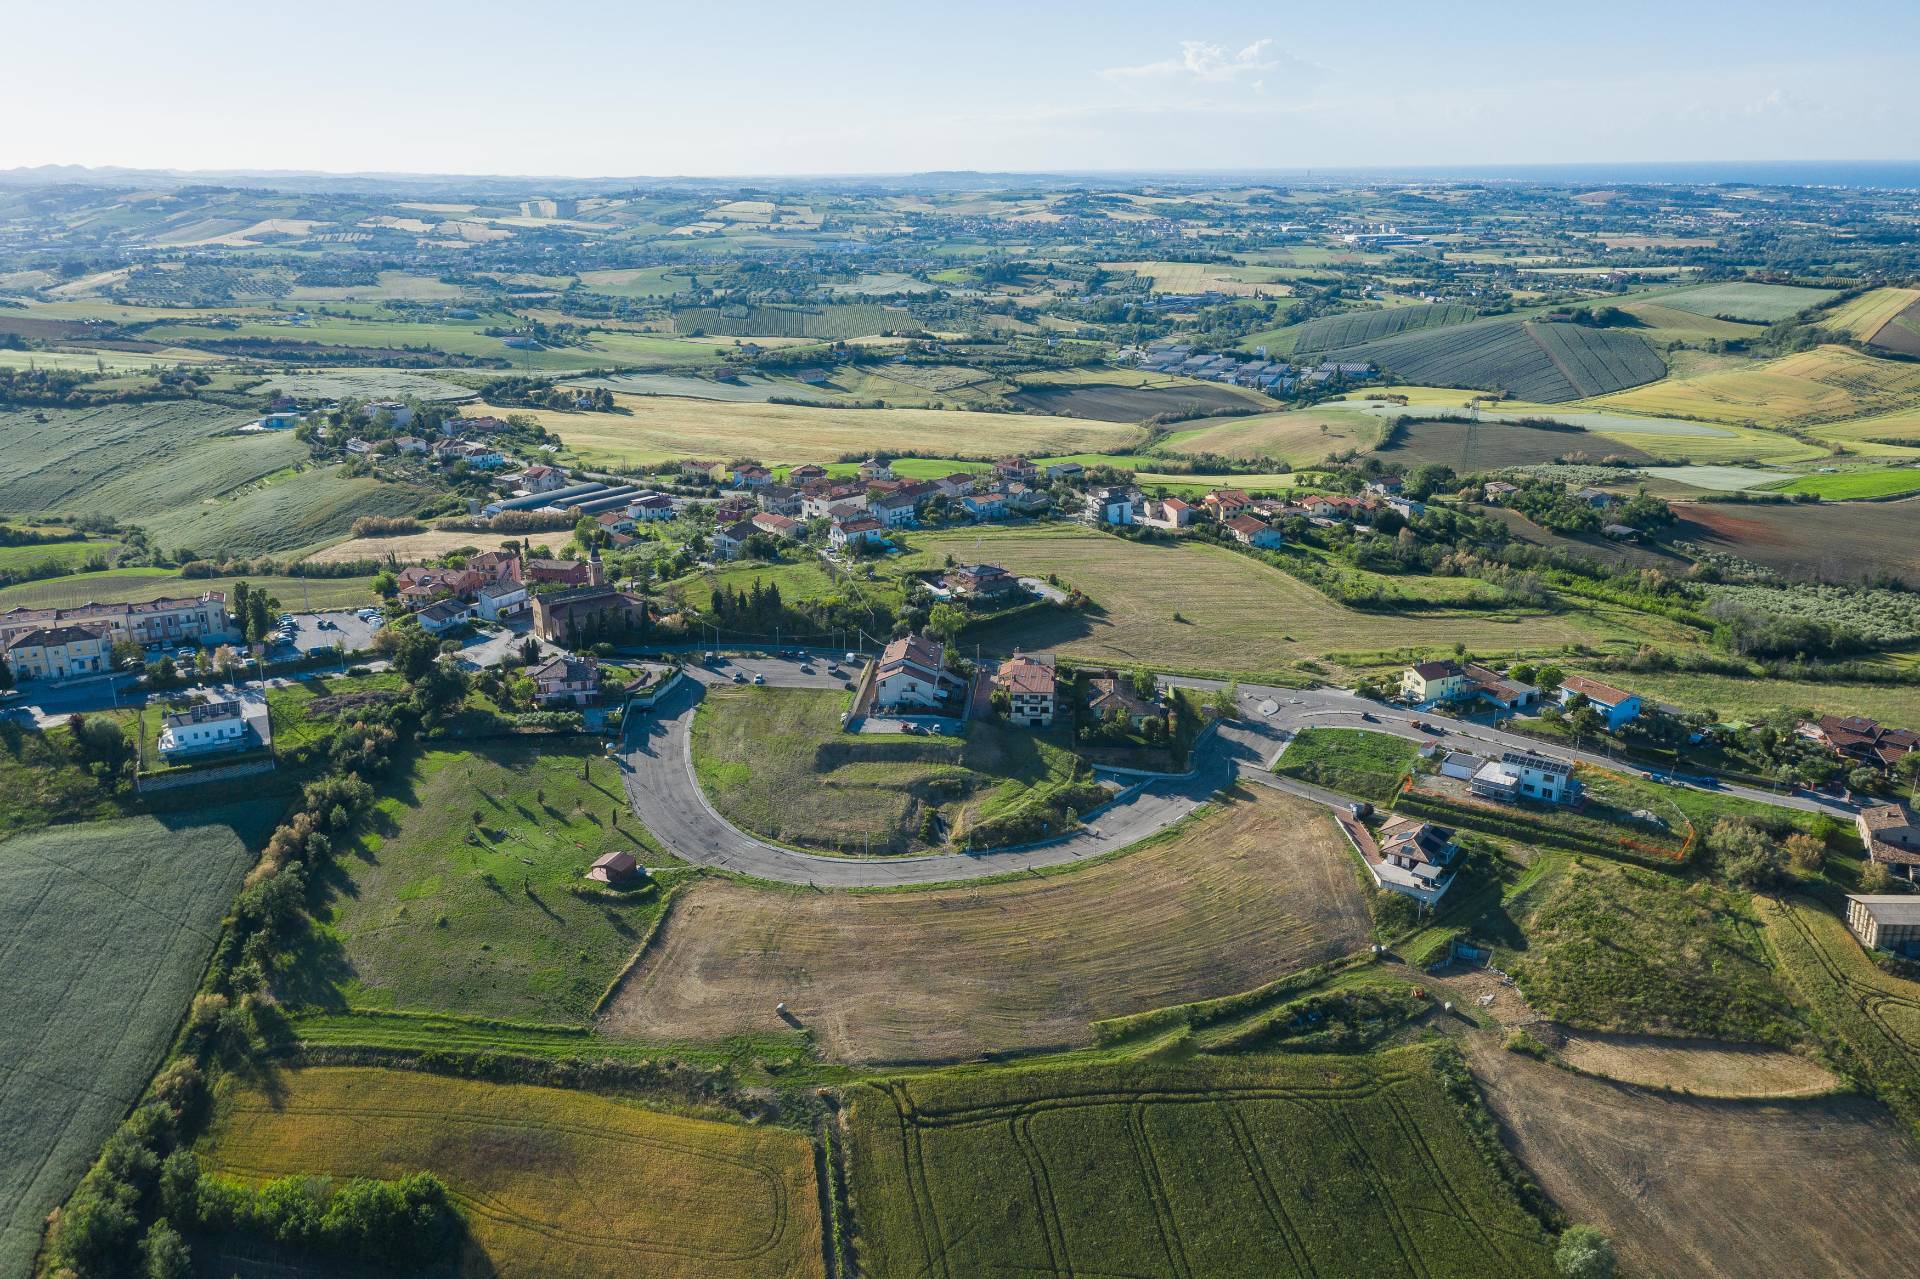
[1554,1225,1617,1279]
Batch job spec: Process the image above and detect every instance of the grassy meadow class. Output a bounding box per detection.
[845,1045,1554,1279]
[0,806,282,1277]
[1587,345,1920,428]
[302,744,676,1023]
[691,685,1093,853]
[195,1067,824,1279]
[1274,728,1421,802]
[896,525,1691,675]
[0,568,376,611]
[1489,858,1806,1046]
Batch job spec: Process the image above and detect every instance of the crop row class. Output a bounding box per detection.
[1333,318,1580,402]
[846,1050,1553,1279]
[1287,303,1476,354]
[673,303,919,339]
[1529,322,1666,398]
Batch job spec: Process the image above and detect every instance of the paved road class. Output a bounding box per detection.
[610,658,1854,888]
[613,669,1231,887]
[1165,677,1853,818]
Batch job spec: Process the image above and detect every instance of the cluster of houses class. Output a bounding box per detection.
[1398,661,1645,730]
[1094,482,1424,548]
[1118,341,1375,395]
[392,548,644,652]
[702,454,1073,558]
[2,593,236,683]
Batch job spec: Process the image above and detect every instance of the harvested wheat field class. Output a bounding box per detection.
[1472,1046,1920,1279]
[1555,1029,1839,1098]
[601,786,1369,1062]
[195,1066,823,1279]
[305,528,527,564]
[534,392,1143,467]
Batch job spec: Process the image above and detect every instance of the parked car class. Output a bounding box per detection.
[753,673,766,685]
[731,671,745,683]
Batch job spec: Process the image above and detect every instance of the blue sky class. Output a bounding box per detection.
[5,0,1915,175]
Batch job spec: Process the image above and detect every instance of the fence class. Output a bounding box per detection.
[135,756,278,793]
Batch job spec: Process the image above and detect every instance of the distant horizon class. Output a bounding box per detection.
[8,158,1920,192]
[7,1,1916,178]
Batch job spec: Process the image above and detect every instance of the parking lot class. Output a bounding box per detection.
[275,609,383,657]
[693,651,864,692]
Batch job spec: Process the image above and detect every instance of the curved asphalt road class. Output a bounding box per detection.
[614,668,1233,887]
[613,657,1851,888]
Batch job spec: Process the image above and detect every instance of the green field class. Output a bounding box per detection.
[0,400,288,517]
[846,1045,1554,1279]
[0,568,376,611]
[691,685,1097,853]
[138,314,722,370]
[144,465,430,558]
[0,535,117,576]
[0,806,282,1277]
[1590,345,1920,429]
[1658,282,1840,324]
[196,1066,825,1279]
[1488,858,1806,1046]
[1275,727,1420,801]
[897,526,1692,675]
[1772,467,1920,500]
[1759,897,1920,1133]
[301,743,677,1023]
[673,302,919,338]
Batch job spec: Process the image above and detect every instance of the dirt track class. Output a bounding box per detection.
[1472,1045,1920,1279]
[599,787,1369,1062]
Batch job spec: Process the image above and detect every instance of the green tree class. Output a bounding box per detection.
[1534,664,1565,696]
[0,656,11,692]
[390,626,442,681]
[245,591,272,644]
[372,570,399,600]
[926,603,967,644]
[1554,1225,1617,1279]
[141,1219,192,1279]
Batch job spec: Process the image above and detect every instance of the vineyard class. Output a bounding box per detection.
[673,302,922,338]
[1285,303,1477,354]
[1328,317,1663,402]
[845,1046,1554,1279]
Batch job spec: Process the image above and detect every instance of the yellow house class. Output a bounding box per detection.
[1401,660,1467,704]
[3,624,111,681]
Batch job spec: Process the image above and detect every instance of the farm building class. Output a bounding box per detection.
[1857,802,1920,881]
[586,850,641,885]
[1846,895,1920,956]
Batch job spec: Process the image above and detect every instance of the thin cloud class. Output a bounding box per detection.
[1101,39,1294,84]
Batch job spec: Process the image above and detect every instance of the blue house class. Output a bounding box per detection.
[1558,675,1642,730]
